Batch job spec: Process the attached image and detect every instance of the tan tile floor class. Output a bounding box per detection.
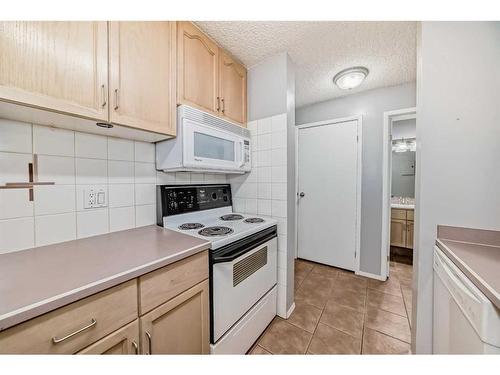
[250,259,413,354]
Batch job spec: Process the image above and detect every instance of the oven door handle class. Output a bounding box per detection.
[212,247,255,264]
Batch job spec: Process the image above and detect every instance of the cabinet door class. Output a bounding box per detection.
[140,279,209,354]
[177,22,219,114]
[219,49,247,125]
[406,221,414,249]
[109,21,176,136]
[390,219,407,248]
[0,21,108,120]
[77,320,140,355]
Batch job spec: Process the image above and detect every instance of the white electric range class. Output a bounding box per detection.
[157,184,278,354]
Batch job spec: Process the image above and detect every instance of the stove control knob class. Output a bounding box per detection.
[211,192,217,200]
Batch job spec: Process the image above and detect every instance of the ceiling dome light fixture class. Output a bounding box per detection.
[333,66,369,90]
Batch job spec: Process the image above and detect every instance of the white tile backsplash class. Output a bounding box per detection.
[257,199,272,216]
[135,184,156,205]
[0,217,35,254]
[37,155,75,184]
[34,185,76,216]
[109,206,135,232]
[108,161,134,184]
[0,119,32,153]
[33,125,74,157]
[0,152,32,184]
[134,162,156,183]
[75,158,108,185]
[75,133,107,159]
[0,189,33,220]
[35,213,76,247]
[0,118,234,254]
[135,204,155,227]
[134,142,155,163]
[109,184,135,208]
[108,138,134,161]
[77,209,109,239]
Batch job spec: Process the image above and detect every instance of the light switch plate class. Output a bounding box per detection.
[84,188,107,209]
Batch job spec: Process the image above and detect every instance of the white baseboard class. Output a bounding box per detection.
[285,302,296,318]
[355,270,387,281]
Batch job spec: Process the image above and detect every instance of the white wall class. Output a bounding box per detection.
[247,53,289,121]
[414,21,500,353]
[392,118,416,140]
[296,82,416,276]
[0,118,225,254]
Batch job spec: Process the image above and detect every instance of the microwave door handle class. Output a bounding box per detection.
[238,140,245,168]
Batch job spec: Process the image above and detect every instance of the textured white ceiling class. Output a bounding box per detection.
[195,21,417,108]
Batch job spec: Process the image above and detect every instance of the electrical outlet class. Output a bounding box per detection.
[84,188,107,209]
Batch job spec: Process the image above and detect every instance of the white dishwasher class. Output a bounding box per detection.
[433,245,500,354]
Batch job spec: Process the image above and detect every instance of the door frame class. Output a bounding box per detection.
[381,107,417,278]
[295,115,363,274]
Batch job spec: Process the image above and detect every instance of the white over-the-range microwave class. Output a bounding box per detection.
[156,105,251,174]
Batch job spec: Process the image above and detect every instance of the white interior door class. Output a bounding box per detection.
[297,119,360,271]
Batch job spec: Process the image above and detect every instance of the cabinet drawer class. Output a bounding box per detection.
[407,209,414,221]
[139,251,208,315]
[0,280,138,354]
[391,208,407,220]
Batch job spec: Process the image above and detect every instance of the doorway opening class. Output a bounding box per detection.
[381,107,416,277]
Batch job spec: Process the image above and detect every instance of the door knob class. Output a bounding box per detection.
[299,192,305,197]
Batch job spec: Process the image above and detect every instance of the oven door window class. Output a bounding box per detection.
[194,132,235,162]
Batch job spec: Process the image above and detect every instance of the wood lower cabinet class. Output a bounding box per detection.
[78,320,140,354]
[0,251,209,355]
[390,208,414,249]
[390,219,407,248]
[406,221,414,249]
[0,21,108,120]
[177,21,219,114]
[219,49,247,125]
[140,279,210,354]
[109,21,176,136]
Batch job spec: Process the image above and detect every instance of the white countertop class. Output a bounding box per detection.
[391,203,415,210]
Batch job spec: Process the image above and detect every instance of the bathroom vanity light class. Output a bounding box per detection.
[392,138,416,153]
[333,66,369,90]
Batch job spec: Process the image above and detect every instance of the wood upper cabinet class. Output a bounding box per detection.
[219,49,247,125]
[140,280,209,354]
[109,22,176,136]
[0,21,108,120]
[77,320,140,355]
[177,21,219,114]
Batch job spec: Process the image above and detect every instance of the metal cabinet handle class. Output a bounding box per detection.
[131,340,139,354]
[216,96,221,112]
[101,84,107,108]
[299,192,305,197]
[114,88,119,110]
[52,318,97,344]
[221,98,225,113]
[145,331,152,354]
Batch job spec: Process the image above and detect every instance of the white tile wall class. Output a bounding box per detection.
[0,119,230,253]
[0,118,229,254]
[229,113,290,318]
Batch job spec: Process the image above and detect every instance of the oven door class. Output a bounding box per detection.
[183,119,249,172]
[211,230,277,343]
